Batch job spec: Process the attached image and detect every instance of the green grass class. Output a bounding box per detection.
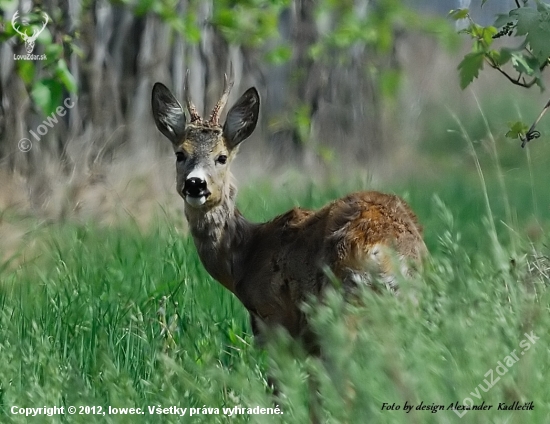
[1,156,549,423]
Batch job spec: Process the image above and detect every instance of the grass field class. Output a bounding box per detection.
[1,139,550,423]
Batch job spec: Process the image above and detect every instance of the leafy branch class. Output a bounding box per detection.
[450,1,550,146]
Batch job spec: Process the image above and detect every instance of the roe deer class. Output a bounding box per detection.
[151,72,426,355]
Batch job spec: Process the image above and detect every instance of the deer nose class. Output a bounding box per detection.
[184,177,208,197]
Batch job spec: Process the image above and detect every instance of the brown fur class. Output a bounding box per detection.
[151,78,427,354]
[186,188,425,353]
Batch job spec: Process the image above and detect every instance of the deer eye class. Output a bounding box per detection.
[216,155,227,165]
[175,152,186,163]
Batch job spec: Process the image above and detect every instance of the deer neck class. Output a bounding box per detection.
[184,183,254,294]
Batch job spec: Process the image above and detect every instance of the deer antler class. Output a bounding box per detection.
[209,64,235,126]
[30,12,49,42]
[11,11,28,40]
[184,70,202,123]
[11,11,48,41]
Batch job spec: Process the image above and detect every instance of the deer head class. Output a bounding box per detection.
[11,11,49,54]
[151,71,260,210]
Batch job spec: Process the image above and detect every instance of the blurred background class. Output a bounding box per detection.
[1,0,549,253]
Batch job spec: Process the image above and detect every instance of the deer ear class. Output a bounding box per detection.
[223,87,260,149]
[151,83,186,145]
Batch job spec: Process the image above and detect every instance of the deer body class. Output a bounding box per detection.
[152,73,426,353]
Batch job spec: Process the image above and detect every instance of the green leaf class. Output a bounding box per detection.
[481,26,497,46]
[458,52,484,89]
[265,45,291,65]
[380,69,401,99]
[31,79,63,116]
[511,7,539,36]
[510,52,536,75]
[470,23,484,39]
[505,121,529,139]
[55,59,77,93]
[45,43,63,64]
[448,9,469,21]
[491,48,512,66]
[36,27,52,45]
[468,24,497,49]
[16,60,35,85]
[526,25,550,62]
[134,0,154,16]
[512,4,550,62]
[309,43,324,61]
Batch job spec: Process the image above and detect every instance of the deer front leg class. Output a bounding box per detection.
[249,313,280,396]
[250,313,322,423]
